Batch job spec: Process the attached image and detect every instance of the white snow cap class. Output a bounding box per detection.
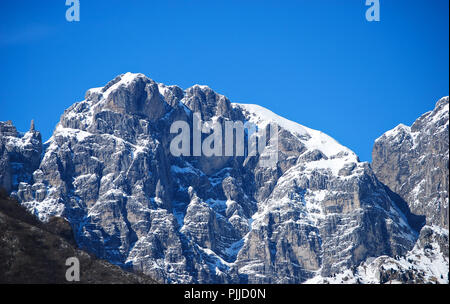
[375,123,411,143]
[234,103,358,160]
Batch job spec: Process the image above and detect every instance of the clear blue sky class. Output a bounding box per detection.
[0,0,448,162]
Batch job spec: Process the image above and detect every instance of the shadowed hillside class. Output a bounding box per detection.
[0,189,158,284]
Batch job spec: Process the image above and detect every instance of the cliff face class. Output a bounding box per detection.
[305,225,448,284]
[1,72,422,283]
[372,97,449,229]
[0,120,42,194]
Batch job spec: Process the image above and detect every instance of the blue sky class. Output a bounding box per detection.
[0,0,448,162]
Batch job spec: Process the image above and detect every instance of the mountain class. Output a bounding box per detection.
[0,189,157,283]
[0,72,447,283]
[309,97,449,284]
[373,97,449,229]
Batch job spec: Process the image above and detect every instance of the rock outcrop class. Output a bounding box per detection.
[0,120,42,193]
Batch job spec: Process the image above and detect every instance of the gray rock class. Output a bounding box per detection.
[372,97,449,229]
[0,120,42,193]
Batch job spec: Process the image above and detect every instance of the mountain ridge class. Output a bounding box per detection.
[0,72,447,283]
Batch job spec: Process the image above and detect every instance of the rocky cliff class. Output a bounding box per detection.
[307,97,449,283]
[0,120,42,194]
[373,97,449,229]
[305,225,448,284]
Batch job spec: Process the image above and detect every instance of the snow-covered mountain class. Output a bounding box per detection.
[0,73,447,283]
